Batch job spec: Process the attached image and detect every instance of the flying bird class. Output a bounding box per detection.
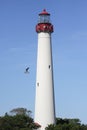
[24,67,29,74]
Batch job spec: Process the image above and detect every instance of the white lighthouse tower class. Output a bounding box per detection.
[34,9,55,130]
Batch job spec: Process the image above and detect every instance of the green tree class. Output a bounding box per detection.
[45,124,55,130]
[0,108,39,130]
[46,118,87,130]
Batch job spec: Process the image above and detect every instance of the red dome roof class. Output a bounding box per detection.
[39,9,50,15]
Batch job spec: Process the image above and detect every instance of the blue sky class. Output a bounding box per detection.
[0,0,87,124]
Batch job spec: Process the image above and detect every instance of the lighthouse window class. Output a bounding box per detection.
[37,83,39,86]
[48,65,51,69]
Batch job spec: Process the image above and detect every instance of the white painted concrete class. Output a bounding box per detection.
[35,32,55,130]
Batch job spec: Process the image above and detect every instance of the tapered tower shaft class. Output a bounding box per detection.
[35,9,55,130]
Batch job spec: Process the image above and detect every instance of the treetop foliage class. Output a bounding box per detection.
[46,118,87,130]
[10,107,32,116]
[0,108,39,130]
[0,108,87,130]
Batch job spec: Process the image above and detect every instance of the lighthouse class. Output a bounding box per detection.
[34,9,55,130]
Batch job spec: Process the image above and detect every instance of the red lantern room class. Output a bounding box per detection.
[36,9,53,33]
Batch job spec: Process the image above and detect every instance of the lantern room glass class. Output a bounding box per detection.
[38,15,50,23]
